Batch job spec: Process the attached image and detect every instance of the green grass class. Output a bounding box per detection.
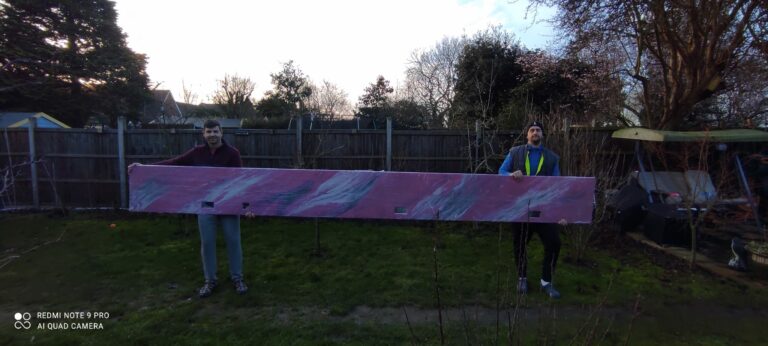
[1,212,767,344]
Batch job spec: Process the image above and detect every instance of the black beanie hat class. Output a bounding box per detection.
[526,120,545,135]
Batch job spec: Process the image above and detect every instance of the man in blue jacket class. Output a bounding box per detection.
[499,120,566,298]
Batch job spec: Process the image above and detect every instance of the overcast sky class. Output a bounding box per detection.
[112,0,556,105]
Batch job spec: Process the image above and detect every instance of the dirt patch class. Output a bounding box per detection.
[186,302,766,327]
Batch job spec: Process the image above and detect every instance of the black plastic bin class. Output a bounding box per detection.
[643,204,697,247]
[608,178,648,233]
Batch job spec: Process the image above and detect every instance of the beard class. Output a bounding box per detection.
[530,137,541,146]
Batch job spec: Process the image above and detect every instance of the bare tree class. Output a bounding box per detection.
[520,48,628,127]
[712,55,768,128]
[531,0,768,129]
[212,73,256,119]
[303,80,350,167]
[181,80,198,105]
[404,36,467,128]
[307,80,352,122]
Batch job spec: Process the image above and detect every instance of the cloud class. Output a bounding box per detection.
[114,0,554,105]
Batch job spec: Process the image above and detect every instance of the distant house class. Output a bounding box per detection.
[285,114,381,130]
[0,112,71,128]
[178,102,224,118]
[142,90,185,124]
[185,117,242,129]
[143,93,241,129]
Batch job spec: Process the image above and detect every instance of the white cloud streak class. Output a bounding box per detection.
[113,0,555,104]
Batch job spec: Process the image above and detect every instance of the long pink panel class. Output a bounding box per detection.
[129,165,595,224]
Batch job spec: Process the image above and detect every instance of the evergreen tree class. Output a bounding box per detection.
[452,27,523,127]
[267,60,313,114]
[357,75,394,126]
[0,0,150,127]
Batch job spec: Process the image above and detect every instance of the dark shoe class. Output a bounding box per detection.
[233,279,248,295]
[198,280,217,298]
[541,283,561,299]
[517,278,528,295]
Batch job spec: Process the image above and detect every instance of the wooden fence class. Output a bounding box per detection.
[1,117,633,209]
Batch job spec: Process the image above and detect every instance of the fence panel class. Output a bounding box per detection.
[0,127,632,209]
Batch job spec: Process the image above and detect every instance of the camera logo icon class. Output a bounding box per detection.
[14,312,31,330]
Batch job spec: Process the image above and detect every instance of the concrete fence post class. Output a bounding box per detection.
[27,117,39,208]
[386,117,392,171]
[117,116,127,209]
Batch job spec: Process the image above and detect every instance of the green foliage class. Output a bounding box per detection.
[0,0,150,127]
[358,75,394,109]
[357,75,394,126]
[453,27,524,125]
[747,241,768,256]
[241,114,292,129]
[450,27,627,130]
[254,93,294,120]
[390,98,428,129]
[511,53,583,116]
[266,60,313,114]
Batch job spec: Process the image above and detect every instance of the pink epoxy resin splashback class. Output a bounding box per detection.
[129,165,596,224]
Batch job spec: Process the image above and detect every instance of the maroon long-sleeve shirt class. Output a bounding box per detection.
[154,139,242,168]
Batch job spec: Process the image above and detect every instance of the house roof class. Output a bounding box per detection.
[0,112,71,128]
[177,102,199,114]
[198,103,222,110]
[186,117,242,129]
[177,102,223,116]
[151,89,171,99]
[142,90,183,121]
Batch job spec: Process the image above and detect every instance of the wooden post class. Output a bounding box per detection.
[563,117,571,173]
[117,116,127,209]
[296,115,303,168]
[734,155,764,232]
[386,117,392,171]
[474,119,481,171]
[27,117,39,208]
[313,217,322,256]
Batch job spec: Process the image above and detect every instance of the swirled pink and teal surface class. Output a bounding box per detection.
[129,165,596,224]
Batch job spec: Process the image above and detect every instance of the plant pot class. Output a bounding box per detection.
[746,242,768,267]
[750,250,768,266]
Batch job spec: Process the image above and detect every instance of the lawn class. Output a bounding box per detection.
[1,211,767,345]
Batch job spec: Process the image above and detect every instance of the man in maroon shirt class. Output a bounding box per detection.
[129,120,247,298]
